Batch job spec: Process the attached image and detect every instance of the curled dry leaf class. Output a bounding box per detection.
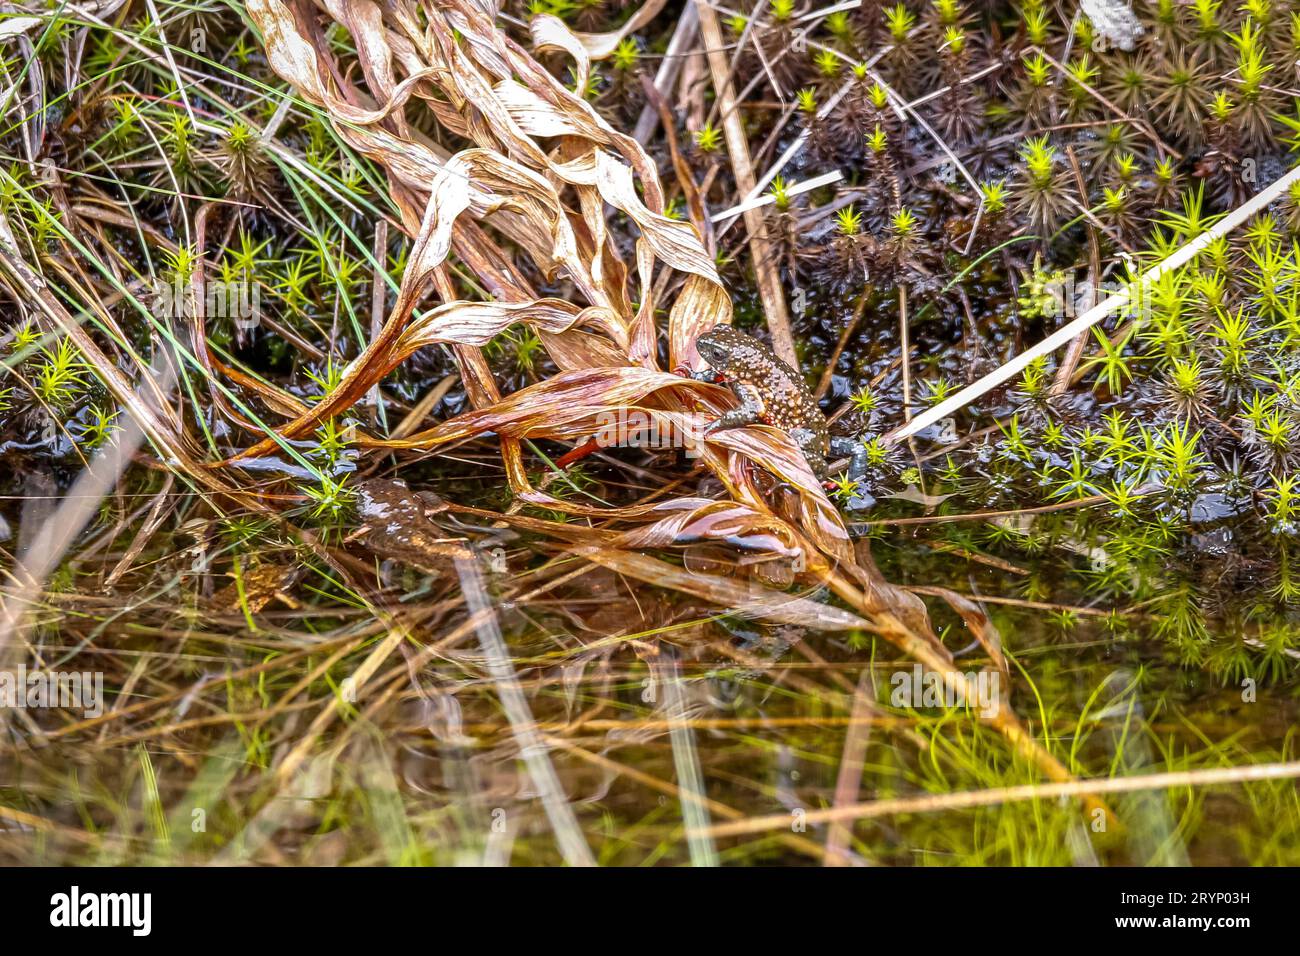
[201,0,1100,801]
[235,0,960,592]
[231,0,1047,763]
[233,0,946,611]
[563,0,671,58]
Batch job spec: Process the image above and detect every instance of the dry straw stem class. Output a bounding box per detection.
[456,557,596,867]
[825,670,876,866]
[692,0,797,367]
[655,653,721,866]
[712,9,906,235]
[816,565,1110,823]
[887,162,1300,444]
[716,75,854,237]
[692,760,1300,840]
[632,2,699,144]
[709,170,843,223]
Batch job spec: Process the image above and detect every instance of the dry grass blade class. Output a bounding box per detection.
[0,215,239,502]
[825,671,877,867]
[576,547,871,631]
[653,652,720,867]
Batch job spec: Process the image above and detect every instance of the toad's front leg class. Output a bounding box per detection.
[689,367,725,384]
[704,382,765,435]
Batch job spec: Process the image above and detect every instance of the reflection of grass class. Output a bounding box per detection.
[7,525,1297,866]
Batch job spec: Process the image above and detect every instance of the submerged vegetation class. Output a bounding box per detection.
[0,0,1298,865]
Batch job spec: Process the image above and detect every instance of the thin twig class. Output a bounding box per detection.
[814,291,869,400]
[1032,45,1180,160]
[1053,146,1102,394]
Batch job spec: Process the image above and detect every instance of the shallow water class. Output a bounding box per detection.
[1,448,1295,866]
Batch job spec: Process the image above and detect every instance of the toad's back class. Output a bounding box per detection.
[700,327,828,450]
